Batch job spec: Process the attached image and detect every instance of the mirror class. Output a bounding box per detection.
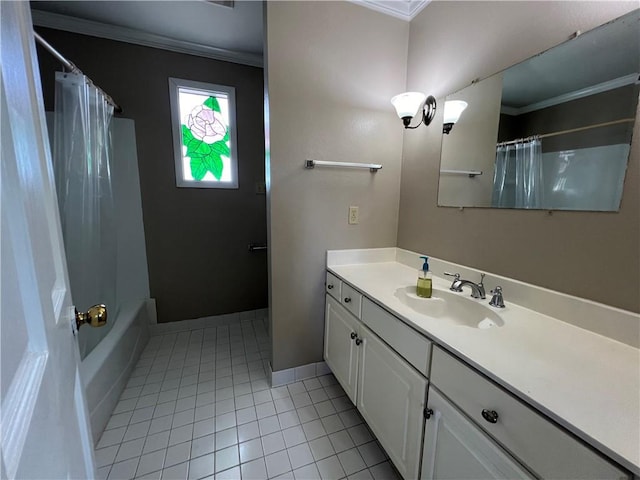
[438,9,639,211]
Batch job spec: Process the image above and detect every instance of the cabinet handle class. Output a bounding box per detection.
[350,332,358,340]
[355,338,362,346]
[481,409,499,424]
[424,408,434,419]
[344,297,351,303]
[327,284,334,290]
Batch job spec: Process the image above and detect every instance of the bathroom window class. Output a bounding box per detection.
[169,77,238,188]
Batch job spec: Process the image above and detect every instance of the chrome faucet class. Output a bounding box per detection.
[489,286,505,308]
[444,272,486,299]
[444,272,463,291]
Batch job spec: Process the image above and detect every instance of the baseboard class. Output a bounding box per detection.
[149,308,269,336]
[270,361,331,387]
[145,298,158,324]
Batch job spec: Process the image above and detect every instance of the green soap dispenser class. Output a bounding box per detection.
[417,256,432,298]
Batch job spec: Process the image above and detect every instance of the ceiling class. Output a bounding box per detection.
[31,0,265,65]
[30,1,637,107]
[30,0,429,67]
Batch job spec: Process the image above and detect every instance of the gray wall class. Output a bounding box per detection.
[265,1,408,371]
[498,84,638,152]
[36,27,267,323]
[439,73,502,207]
[398,1,639,313]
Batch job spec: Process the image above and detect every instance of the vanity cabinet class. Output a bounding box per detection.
[324,268,632,480]
[421,387,534,479]
[324,293,427,479]
[429,347,629,480]
[356,323,427,480]
[324,295,360,402]
[325,271,342,302]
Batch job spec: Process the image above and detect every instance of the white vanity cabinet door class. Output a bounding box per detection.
[421,388,534,480]
[324,295,360,403]
[431,347,631,480]
[356,324,427,480]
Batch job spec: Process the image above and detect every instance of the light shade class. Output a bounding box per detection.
[391,92,426,119]
[443,100,468,124]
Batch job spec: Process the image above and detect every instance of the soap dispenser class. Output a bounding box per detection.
[417,256,432,298]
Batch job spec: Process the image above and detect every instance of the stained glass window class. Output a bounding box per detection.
[169,78,238,188]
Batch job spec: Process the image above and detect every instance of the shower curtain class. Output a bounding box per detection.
[492,144,514,207]
[492,139,544,209]
[53,71,116,359]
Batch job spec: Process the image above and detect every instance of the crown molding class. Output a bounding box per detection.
[501,73,639,116]
[350,0,431,21]
[31,10,263,68]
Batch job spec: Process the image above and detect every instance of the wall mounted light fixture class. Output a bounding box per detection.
[442,100,468,134]
[391,92,437,129]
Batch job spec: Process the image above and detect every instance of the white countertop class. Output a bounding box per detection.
[327,248,640,475]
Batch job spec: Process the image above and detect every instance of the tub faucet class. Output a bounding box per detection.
[444,272,486,299]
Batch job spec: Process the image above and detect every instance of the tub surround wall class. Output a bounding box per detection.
[112,118,150,311]
[398,1,640,313]
[44,115,150,356]
[35,27,268,323]
[81,299,152,445]
[265,1,409,371]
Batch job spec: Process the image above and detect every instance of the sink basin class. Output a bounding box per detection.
[394,286,504,329]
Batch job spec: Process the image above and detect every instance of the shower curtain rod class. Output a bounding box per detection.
[33,31,123,113]
[497,118,634,147]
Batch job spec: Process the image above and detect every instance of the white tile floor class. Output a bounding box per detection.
[95,319,401,480]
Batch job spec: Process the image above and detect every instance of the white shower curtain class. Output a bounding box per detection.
[53,71,116,358]
[492,144,514,207]
[515,139,544,209]
[492,139,544,209]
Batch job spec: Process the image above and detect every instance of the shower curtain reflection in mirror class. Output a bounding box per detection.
[53,71,116,359]
[492,138,544,209]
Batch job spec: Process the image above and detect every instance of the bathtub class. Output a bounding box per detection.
[80,299,153,444]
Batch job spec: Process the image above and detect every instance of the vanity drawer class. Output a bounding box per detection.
[341,282,362,318]
[361,297,431,376]
[430,347,629,479]
[326,271,341,301]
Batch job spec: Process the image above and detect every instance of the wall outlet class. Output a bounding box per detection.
[348,206,359,225]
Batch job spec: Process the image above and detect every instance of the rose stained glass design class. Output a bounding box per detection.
[178,89,231,182]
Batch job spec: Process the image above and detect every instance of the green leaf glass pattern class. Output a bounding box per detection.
[211,140,230,157]
[181,95,229,181]
[203,96,221,113]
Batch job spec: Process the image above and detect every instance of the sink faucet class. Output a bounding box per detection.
[444,272,486,299]
[489,286,505,308]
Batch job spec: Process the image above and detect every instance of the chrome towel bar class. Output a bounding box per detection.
[440,169,483,178]
[305,159,382,172]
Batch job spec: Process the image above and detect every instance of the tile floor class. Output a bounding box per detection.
[95,318,401,480]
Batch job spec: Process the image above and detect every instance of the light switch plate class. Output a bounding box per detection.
[349,206,359,225]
